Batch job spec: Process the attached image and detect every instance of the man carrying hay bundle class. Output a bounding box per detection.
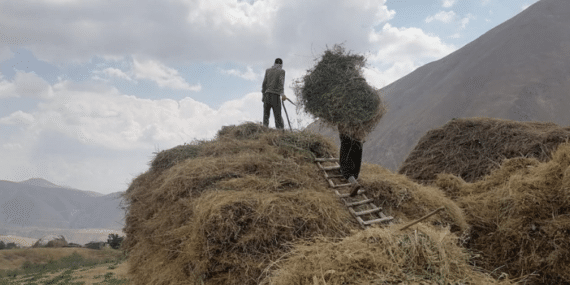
[294,45,386,196]
[262,58,289,130]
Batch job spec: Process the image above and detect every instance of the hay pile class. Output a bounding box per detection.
[294,45,386,140]
[399,117,570,183]
[433,143,570,284]
[263,225,505,285]
[359,164,469,232]
[123,121,516,284]
[122,122,359,285]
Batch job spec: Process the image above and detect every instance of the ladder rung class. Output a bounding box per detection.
[363,216,394,225]
[345,198,374,207]
[323,172,344,179]
[353,207,381,216]
[315,157,339,162]
[339,189,365,198]
[327,174,344,178]
[322,165,340,171]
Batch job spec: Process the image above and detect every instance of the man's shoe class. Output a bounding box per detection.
[348,176,362,197]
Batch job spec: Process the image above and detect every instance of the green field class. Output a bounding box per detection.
[0,248,129,285]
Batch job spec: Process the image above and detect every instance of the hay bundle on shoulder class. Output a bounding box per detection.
[294,45,385,141]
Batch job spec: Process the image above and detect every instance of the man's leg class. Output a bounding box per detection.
[339,134,353,179]
[272,95,284,130]
[263,101,271,127]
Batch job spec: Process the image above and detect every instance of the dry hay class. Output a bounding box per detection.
[262,224,508,285]
[359,163,469,232]
[434,143,570,284]
[122,122,359,285]
[399,117,570,184]
[293,45,386,140]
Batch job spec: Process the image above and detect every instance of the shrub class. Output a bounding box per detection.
[107,234,124,250]
[85,241,105,250]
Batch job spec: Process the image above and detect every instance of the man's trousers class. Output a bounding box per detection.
[339,134,363,179]
[263,92,284,130]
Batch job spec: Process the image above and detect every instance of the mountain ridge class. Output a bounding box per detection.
[0,178,124,230]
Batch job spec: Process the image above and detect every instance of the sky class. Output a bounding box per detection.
[0,0,540,194]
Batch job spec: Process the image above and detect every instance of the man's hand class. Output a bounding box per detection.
[281,94,287,102]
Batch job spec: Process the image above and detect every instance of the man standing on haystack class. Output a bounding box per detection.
[262,58,288,130]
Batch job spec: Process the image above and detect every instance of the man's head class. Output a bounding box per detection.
[275,58,283,65]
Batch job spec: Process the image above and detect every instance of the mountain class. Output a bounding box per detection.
[0,179,124,230]
[19,178,103,197]
[307,0,570,171]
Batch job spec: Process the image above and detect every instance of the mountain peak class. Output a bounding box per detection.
[19,178,62,188]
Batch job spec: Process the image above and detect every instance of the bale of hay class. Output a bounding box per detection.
[439,143,570,284]
[294,45,386,140]
[399,117,570,184]
[262,224,507,285]
[122,123,357,285]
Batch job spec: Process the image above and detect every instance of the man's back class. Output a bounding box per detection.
[262,66,285,96]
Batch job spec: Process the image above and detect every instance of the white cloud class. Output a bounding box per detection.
[481,0,491,5]
[362,60,418,89]
[460,13,476,29]
[442,0,456,8]
[100,68,134,81]
[1,78,270,151]
[369,23,456,65]
[221,66,259,81]
[0,71,53,99]
[0,110,35,126]
[0,0,396,66]
[132,58,201,91]
[425,10,457,23]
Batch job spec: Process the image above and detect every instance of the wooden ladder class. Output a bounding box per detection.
[315,157,394,229]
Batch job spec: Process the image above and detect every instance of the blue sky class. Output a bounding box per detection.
[0,0,540,194]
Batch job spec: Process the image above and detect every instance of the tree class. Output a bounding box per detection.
[0,241,5,250]
[6,242,18,249]
[107,234,124,250]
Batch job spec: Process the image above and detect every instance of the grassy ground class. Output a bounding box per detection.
[0,247,129,285]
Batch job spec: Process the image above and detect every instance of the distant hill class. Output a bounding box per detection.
[0,178,124,230]
[307,0,570,171]
[19,178,104,197]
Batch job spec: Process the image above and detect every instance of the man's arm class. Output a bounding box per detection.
[279,70,285,96]
[261,70,268,94]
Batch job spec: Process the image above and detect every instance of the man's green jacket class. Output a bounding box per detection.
[262,64,285,100]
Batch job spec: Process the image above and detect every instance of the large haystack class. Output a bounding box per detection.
[262,224,506,284]
[294,45,385,140]
[123,121,515,284]
[122,122,359,285]
[399,117,570,183]
[434,143,570,284]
